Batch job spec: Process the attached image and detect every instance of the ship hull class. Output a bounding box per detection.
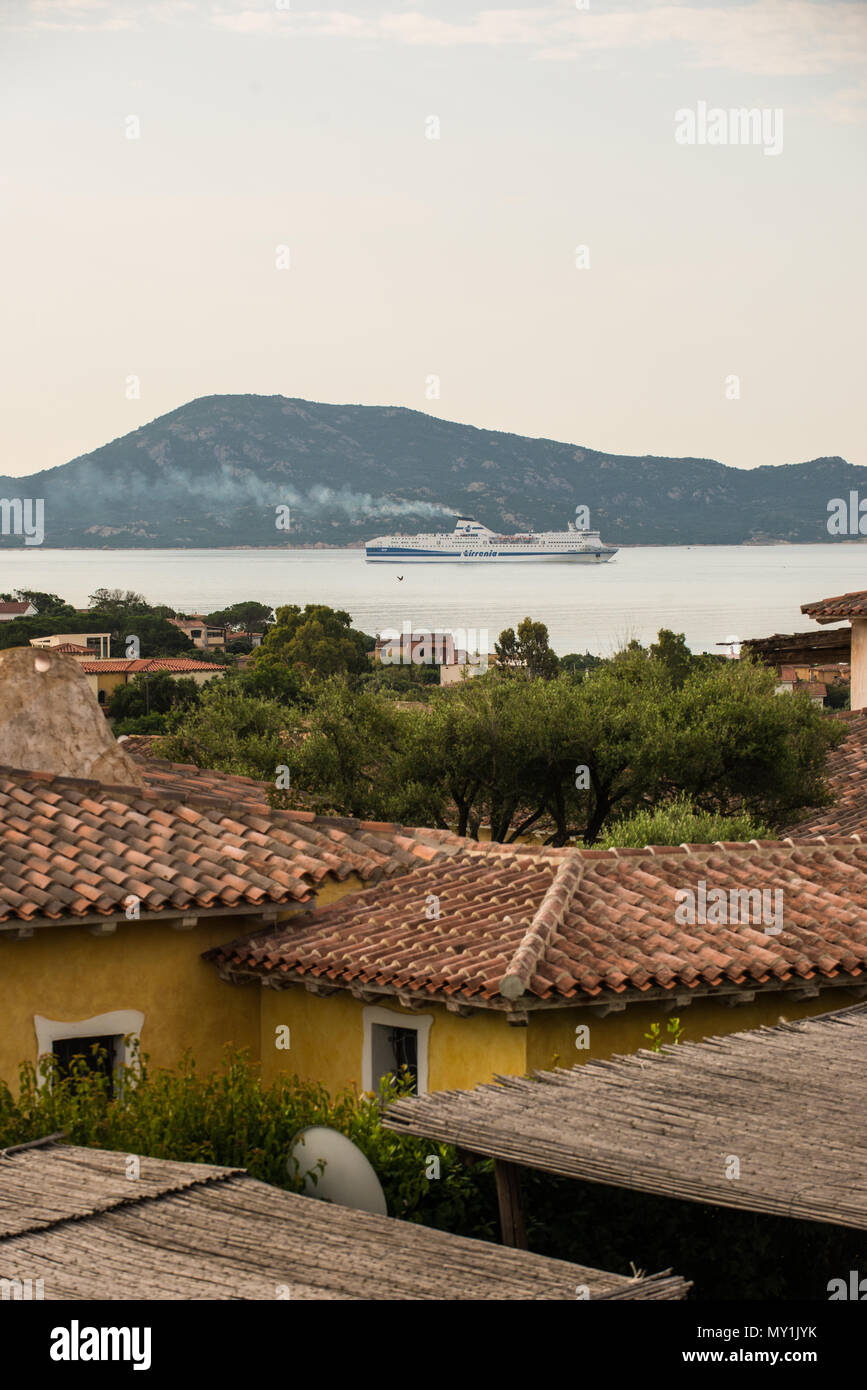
[365,547,618,563]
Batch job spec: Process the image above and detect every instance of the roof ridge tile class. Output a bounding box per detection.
[498,857,586,1000]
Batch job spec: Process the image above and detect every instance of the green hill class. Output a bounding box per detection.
[0,394,861,547]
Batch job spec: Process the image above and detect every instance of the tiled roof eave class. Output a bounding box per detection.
[205,960,867,1012]
[0,899,308,933]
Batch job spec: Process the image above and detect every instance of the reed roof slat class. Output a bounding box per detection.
[384,1004,867,1231]
[0,1145,688,1299]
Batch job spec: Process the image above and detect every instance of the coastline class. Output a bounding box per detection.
[3,538,866,552]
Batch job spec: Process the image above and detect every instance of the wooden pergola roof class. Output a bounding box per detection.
[742,627,850,665]
[385,1005,867,1233]
[0,1140,688,1300]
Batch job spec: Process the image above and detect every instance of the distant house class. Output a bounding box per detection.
[79,656,227,708]
[30,632,111,660]
[169,616,227,650]
[38,642,93,659]
[774,667,829,706]
[439,653,497,686]
[0,600,37,622]
[373,631,456,665]
[371,630,495,682]
[742,628,850,706]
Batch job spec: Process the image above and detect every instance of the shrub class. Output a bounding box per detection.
[596,794,771,848]
[0,1046,494,1238]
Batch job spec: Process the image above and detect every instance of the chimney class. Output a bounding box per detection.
[0,646,145,786]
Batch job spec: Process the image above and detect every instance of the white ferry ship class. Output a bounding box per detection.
[365,517,618,563]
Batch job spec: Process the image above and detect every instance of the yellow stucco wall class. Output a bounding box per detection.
[258,986,527,1094]
[313,873,365,908]
[258,984,856,1099]
[0,916,261,1087]
[0,873,369,1094]
[526,989,859,1073]
[84,671,127,703]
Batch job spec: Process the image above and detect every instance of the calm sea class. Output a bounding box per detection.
[4,545,865,656]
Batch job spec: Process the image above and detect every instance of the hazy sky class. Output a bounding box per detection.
[2,0,865,477]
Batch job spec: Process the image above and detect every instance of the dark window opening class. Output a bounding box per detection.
[52,1034,117,1097]
[371,1023,418,1093]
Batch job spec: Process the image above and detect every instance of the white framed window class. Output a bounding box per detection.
[34,1010,144,1091]
[362,1005,432,1096]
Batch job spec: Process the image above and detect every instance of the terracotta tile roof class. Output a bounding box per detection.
[207,839,867,1010]
[0,765,465,928]
[802,589,867,623]
[133,753,282,805]
[80,658,224,673]
[116,735,161,758]
[0,601,33,616]
[785,711,867,838]
[47,643,91,655]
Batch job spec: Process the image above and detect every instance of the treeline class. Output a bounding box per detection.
[2,586,842,843]
[151,609,839,845]
[0,587,277,659]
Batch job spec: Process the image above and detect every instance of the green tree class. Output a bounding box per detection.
[651,656,841,826]
[824,680,849,711]
[238,649,305,707]
[207,601,274,632]
[87,588,151,619]
[293,679,405,818]
[495,617,560,679]
[157,679,296,782]
[108,672,200,722]
[253,604,372,679]
[559,651,605,678]
[560,643,840,844]
[148,630,843,850]
[416,676,557,840]
[649,628,696,688]
[425,638,841,846]
[1,589,75,618]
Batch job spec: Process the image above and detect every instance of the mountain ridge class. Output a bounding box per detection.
[1,394,861,548]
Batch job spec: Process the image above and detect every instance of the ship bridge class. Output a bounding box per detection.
[454,518,494,539]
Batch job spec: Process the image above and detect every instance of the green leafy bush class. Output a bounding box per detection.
[112,712,171,736]
[596,794,772,848]
[0,1046,494,1238]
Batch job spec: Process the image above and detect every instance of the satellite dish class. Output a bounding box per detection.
[288,1126,388,1216]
